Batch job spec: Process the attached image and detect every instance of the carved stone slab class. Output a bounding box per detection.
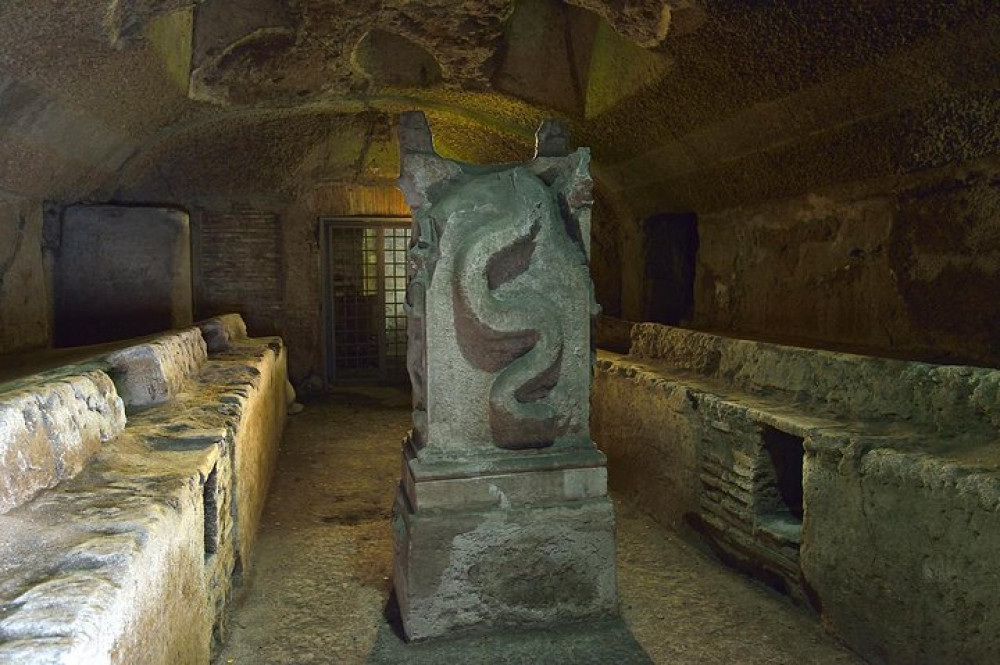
[399,111,598,460]
[392,111,617,641]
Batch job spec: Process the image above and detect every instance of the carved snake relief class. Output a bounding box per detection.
[451,170,567,450]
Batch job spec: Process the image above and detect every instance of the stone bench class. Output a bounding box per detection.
[0,315,289,664]
[592,323,1000,665]
[0,370,125,515]
[0,326,210,516]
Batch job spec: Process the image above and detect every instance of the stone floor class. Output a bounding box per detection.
[214,388,866,665]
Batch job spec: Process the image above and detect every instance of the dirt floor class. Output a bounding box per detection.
[214,388,865,665]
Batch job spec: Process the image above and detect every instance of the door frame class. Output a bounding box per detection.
[320,216,411,387]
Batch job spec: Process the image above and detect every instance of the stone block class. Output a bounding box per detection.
[0,370,125,514]
[801,446,1000,664]
[400,433,610,511]
[105,328,207,408]
[629,322,1000,432]
[596,327,1000,664]
[393,492,618,641]
[0,455,215,665]
[229,339,289,570]
[393,112,616,641]
[398,112,597,459]
[197,313,249,353]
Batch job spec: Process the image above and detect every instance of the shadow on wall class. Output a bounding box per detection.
[53,204,193,347]
[641,212,698,325]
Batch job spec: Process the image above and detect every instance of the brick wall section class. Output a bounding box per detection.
[197,212,283,336]
[696,405,802,591]
[309,182,408,214]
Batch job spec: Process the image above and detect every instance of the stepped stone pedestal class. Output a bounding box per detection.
[392,111,618,641]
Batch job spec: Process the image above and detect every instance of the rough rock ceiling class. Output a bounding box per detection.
[102,0,692,105]
[1,0,996,215]
[182,0,685,105]
[0,0,684,199]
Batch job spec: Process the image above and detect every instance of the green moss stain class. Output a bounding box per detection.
[147,9,194,93]
[584,18,670,119]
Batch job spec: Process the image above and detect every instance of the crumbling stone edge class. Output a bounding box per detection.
[592,323,1000,665]
[0,314,290,664]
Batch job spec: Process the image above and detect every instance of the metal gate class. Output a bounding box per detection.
[322,217,411,383]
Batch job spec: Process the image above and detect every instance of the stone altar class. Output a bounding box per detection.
[392,111,618,641]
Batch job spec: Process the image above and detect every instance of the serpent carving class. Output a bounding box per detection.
[451,169,567,449]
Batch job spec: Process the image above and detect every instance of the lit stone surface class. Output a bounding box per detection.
[214,388,860,665]
[0,370,125,514]
[197,313,250,353]
[106,327,208,408]
[593,323,1000,664]
[0,316,289,664]
[393,111,617,641]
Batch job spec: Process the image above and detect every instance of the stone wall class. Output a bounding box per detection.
[111,171,617,390]
[178,181,409,388]
[0,315,288,664]
[805,445,1000,665]
[692,159,1000,367]
[196,210,284,336]
[0,198,50,355]
[602,4,1000,368]
[0,0,996,373]
[56,205,194,347]
[592,323,1000,664]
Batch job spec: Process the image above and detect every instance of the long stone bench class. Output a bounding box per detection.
[0,315,289,663]
[0,370,125,515]
[592,323,1000,665]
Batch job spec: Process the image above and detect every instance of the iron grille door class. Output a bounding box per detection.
[323,218,411,383]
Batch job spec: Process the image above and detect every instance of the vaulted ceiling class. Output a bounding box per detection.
[0,0,997,215]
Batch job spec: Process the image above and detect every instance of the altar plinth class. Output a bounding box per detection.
[392,111,617,641]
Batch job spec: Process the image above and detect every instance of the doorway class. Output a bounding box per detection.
[642,212,699,325]
[322,217,411,384]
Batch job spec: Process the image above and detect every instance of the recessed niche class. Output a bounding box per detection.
[351,29,442,88]
[642,212,699,325]
[756,425,805,541]
[204,464,219,558]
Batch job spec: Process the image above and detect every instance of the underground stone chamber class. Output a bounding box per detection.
[1,1,999,663]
